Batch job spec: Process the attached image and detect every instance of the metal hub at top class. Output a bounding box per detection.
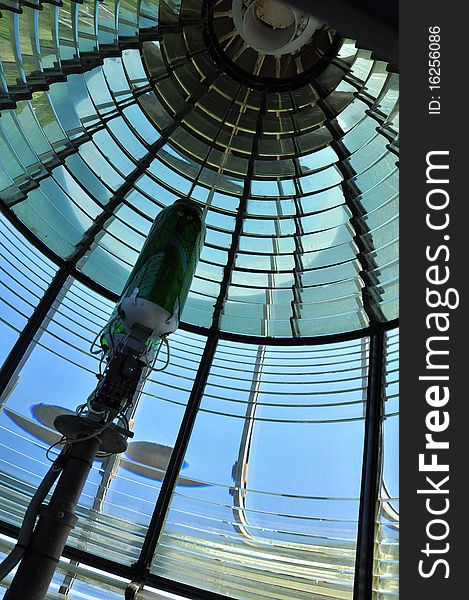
[207,0,338,83]
[233,0,321,55]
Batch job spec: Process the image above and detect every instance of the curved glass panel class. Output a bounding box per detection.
[0,0,398,339]
[0,1,399,599]
[0,213,58,365]
[151,337,369,599]
[0,275,207,565]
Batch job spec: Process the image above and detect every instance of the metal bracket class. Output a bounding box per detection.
[125,580,143,599]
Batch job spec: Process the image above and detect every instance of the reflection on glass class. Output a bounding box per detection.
[0,2,399,598]
[152,337,369,599]
[0,274,208,565]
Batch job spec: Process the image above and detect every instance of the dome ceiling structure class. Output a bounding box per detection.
[0,0,398,339]
[0,1,399,599]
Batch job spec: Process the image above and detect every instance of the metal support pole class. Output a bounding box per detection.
[4,437,101,600]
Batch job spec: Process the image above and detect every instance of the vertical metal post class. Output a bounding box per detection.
[353,328,386,599]
[4,437,101,600]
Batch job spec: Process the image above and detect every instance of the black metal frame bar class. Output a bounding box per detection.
[311,78,389,327]
[67,69,221,267]
[130,334,218,583]
[210,90,267,330]
[1,193,398,348]
[353,327,386,600]
[0,4,399,597]
[186,318,397,345]
[0,324,392,600]
[0,521,234,600]
[0,262,72,399]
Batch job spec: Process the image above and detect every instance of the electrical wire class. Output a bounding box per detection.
[89,316,119,356]
[146,338,163,369]
[152,336,171,372]
[45,411,117,458]
[0,448,67,581]
[98,352,106,377]
[107,317,118,353]
[75,404,87,416]
[45,436,69,463]
[65,418,115,445]
[87,392,107,415]
[0,325,169,581]
[89,327,105,355]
